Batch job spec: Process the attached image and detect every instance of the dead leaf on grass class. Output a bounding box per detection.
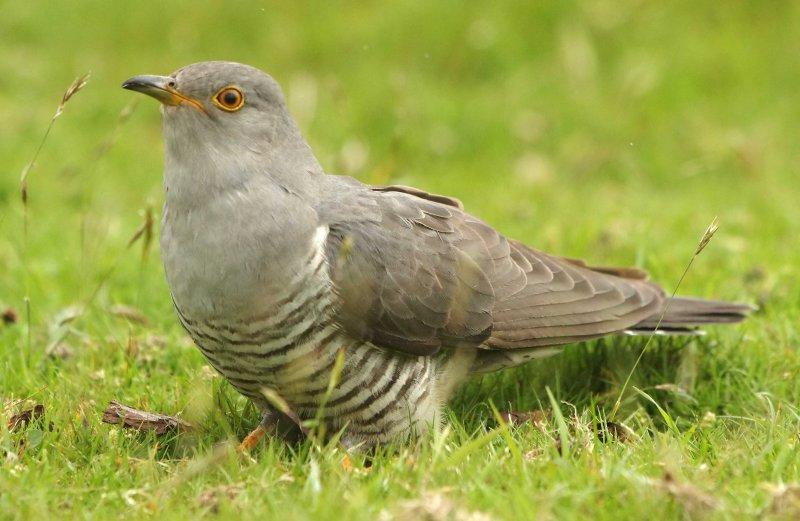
[7,403,45,432]
[102,400,191,434]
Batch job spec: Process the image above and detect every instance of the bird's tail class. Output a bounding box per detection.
[624,296,753,336]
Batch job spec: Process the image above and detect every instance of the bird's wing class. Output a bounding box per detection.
[318,180,664,356]
[371,184,464,209]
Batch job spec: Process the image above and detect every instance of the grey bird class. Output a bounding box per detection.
[123,61,750,448]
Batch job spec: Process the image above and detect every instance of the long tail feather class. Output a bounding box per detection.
[627,296,753,334]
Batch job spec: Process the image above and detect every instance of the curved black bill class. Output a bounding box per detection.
[122,74,206,113]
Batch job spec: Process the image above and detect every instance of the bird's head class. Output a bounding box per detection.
[123,61,321,197]
[123,61,296,150]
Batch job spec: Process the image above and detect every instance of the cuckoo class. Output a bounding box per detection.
[123,61,750,449]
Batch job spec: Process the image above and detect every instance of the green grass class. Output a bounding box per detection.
[2,1,799,518]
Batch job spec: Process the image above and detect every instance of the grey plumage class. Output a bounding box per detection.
[123,61,751,446]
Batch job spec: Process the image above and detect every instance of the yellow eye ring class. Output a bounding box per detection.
[212,86,245,112]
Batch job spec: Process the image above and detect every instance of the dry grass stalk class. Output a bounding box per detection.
[59,74,90,109]
[610,217,720,419]
[109,304,149,325]
[17,73,89,352]
[19,73,90,204]
[127,205,154,260]
[695,216,719,255]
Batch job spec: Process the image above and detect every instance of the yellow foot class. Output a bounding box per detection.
[341,454,353,472]
[238,424,267,452]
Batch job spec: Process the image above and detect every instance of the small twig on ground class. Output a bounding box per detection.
[101,400,191,434]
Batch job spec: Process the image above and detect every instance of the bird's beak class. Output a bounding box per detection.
[121,75,206,114]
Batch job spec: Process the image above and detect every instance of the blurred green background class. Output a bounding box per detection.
[3,1,798,308]
[1,1,799,518]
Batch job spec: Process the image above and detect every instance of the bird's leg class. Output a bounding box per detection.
[238,409,279,452]
[238,424,270,451]
[238,402,310,451]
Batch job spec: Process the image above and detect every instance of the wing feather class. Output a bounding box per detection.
[319,178,665,356]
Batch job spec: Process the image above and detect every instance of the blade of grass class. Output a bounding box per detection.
[488,400,523,467]
[633,386,679,434]
[546,386,571,456]
[311,346,346,442]
[445,427,503,467]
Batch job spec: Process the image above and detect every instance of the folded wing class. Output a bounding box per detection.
[319,181,677,356]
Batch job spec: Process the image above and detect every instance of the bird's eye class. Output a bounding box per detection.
[213,87,244,112]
